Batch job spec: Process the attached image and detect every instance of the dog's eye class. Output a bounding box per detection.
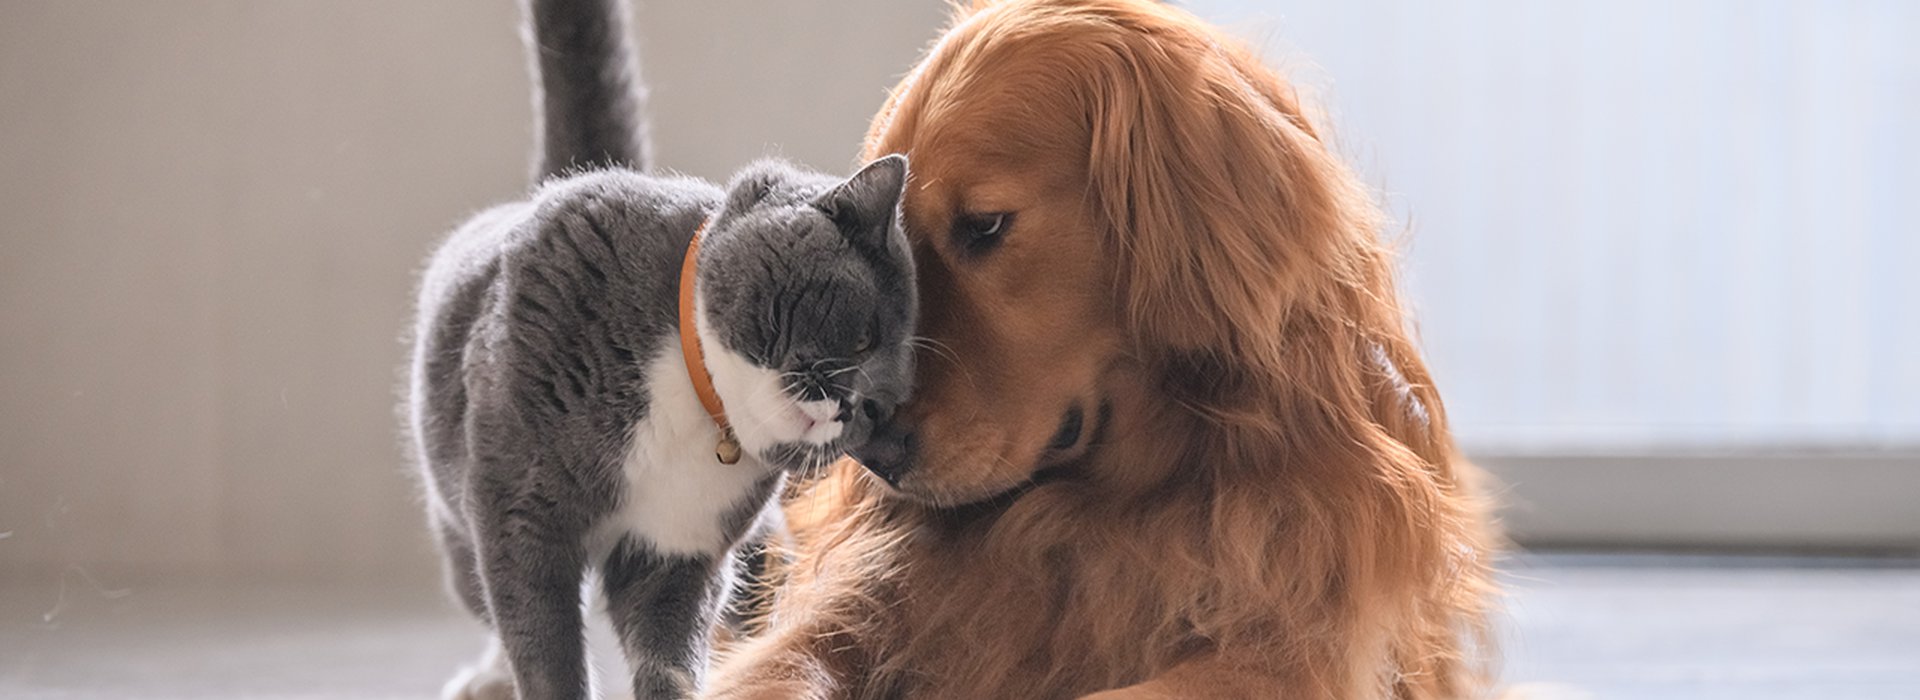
[951,212,1011,256]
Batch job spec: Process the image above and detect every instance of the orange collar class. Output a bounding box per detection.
[678,219,743,464]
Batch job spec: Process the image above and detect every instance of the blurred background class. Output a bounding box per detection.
[1,1,1914,698]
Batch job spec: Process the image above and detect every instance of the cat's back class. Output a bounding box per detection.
[416,168,719,352]
[483,168,721,349]
[409,169,721,480]
[519,168,722,283]
[419,169,718,311]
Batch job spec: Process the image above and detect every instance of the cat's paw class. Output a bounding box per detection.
[441,641,515,700]
[440,664,515,700]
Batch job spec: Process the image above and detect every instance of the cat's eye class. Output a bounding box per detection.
[951,212,1012,256]
[852,329,874,354]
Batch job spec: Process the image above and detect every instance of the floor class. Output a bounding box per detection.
[1495,553,1919,699]
[1,553,1915,699]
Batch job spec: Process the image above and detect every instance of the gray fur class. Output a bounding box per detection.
[525,0,650,178]
[407,1,914,698]
[411,158,913,700]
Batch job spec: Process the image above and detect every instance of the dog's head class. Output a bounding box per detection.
[852,0,1381,505]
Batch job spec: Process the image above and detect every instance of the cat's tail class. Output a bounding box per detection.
[523,0,651,181]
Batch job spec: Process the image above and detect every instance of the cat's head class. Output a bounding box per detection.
[693,155,915,471]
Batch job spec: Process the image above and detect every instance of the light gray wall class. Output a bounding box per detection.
[0,0,945,585]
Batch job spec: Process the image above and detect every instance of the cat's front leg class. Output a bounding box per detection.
[475,495,592,700]
[602,539,731,699]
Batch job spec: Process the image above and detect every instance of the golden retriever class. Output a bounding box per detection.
[709,1,1497,697]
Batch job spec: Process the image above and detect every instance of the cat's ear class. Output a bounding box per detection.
[724,162,787,215]
[813,154,907,247]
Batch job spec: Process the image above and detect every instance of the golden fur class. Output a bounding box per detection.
[708,1,1497,697]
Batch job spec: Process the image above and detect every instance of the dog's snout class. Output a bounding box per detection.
[850,415,917,486]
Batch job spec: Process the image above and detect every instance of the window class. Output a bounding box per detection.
[1190,0,1920,546]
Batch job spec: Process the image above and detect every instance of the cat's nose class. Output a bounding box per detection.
[849,415,916,486]
[794,375,833,403]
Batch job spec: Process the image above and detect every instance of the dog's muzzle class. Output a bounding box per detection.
[850,417,918,486]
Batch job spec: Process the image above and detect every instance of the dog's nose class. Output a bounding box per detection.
[849,416,917,486]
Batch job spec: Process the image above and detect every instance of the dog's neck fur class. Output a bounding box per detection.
[773,320,1485,698]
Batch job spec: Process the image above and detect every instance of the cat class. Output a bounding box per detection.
[404,0,916,698]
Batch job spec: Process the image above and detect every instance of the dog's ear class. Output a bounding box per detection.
[1086,17,1377,366]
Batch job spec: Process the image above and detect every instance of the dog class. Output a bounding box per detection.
[708,1,1498,697]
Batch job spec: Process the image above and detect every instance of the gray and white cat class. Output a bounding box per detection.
[405,1,915,698]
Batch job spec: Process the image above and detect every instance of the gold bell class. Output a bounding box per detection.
[715,428,742,465]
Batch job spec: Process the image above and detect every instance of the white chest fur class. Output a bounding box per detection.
[592,349,779,560]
